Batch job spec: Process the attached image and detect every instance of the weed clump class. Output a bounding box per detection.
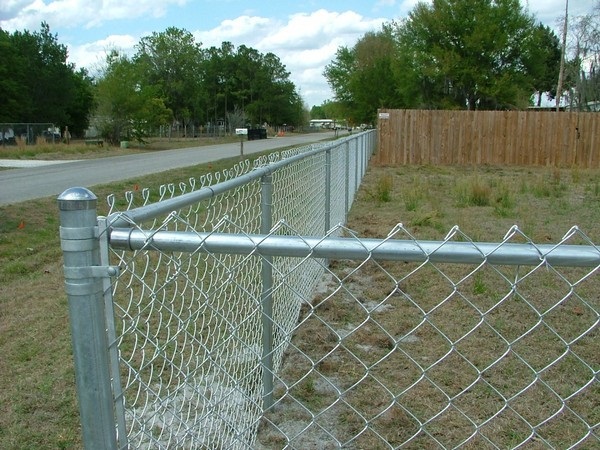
[376,174,393,202]
[365,173,394,203]
[456,176,492,207]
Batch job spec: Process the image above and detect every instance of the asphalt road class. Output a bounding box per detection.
[0,132,338,206]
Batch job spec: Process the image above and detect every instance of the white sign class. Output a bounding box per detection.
[235,128,248,135]
[378,112,390,119]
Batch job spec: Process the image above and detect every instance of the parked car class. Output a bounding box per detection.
[42,130,61,142]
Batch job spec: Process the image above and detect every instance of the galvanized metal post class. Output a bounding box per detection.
[325,148,332,233]
[58,187,117,450]
[354,139,359,199]
[97,217,128,449]
[260,174,274,410]
[359,134,366,178]
[345,141,350,222]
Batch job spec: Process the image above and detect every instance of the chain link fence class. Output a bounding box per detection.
[1,122,61,145]
[58,130,599,449]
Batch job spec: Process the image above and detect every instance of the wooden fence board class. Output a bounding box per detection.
[376,109,600,168]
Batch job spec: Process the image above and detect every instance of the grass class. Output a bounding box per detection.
[1,160,599,449]
[257,164,600,449]
[0,135,241,161]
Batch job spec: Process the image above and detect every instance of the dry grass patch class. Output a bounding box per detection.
[0,135,241,161]
[257,165,600,449]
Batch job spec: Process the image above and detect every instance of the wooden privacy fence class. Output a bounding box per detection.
[376,109,600,168]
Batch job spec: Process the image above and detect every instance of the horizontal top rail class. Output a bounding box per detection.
[109,228,600,267]
[105,134,359,228]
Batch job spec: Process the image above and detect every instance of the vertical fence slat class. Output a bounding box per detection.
[589,113,599,168]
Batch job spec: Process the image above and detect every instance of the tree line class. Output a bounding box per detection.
[97,28,306,143]
[321,0,600,125]
[5,1,599,140]
[0,23,94,137]
[0,24,306,142]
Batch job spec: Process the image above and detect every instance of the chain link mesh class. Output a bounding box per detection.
[101,133,598,449]
[256,224,599,449]
[104,138,369,448]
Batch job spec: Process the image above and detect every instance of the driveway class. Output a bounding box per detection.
[0,132,338,205]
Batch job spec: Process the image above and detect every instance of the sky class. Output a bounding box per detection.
[0,0,595,108]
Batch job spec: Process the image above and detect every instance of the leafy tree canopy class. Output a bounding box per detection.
[0,22,94,135]
[134,27,204,129]
[2,24,305,141]
[395,0,543,110]
[95,50,173,144]
[94,28,306,141]
[324,26,402,124]
[323,0,562,120]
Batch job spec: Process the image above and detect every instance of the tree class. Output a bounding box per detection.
[350,27,401,122]
[205,42,236,130]
[0,29,27,122]
[65,68,96,136]
[259,52,304,125]
[201,43,305,128]
[563,3,600,110]
[324,27,401,123]
[94,29,305,138]
[393,0,544,110]
[310,105,327,119]
[95,51,172,143]
[0,23,94,134]
[323,46,355,107]
[525,25,562,106]
[134,27,204,134]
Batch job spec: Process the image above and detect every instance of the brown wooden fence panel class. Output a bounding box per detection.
[376,109,600,168]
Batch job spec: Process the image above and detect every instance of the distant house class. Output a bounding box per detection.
[530,90,600,112]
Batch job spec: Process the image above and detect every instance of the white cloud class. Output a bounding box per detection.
[0,0,187,31]
[68,34,138,72]
[193,15,273,48]
[527,0,592,24]
[257,9,385,52]
[283,39,347,70]
[0,0,32,21]
[397,0,422,16]
[260,10,385,106]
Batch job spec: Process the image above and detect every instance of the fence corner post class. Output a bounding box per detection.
[58,187,117,450]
